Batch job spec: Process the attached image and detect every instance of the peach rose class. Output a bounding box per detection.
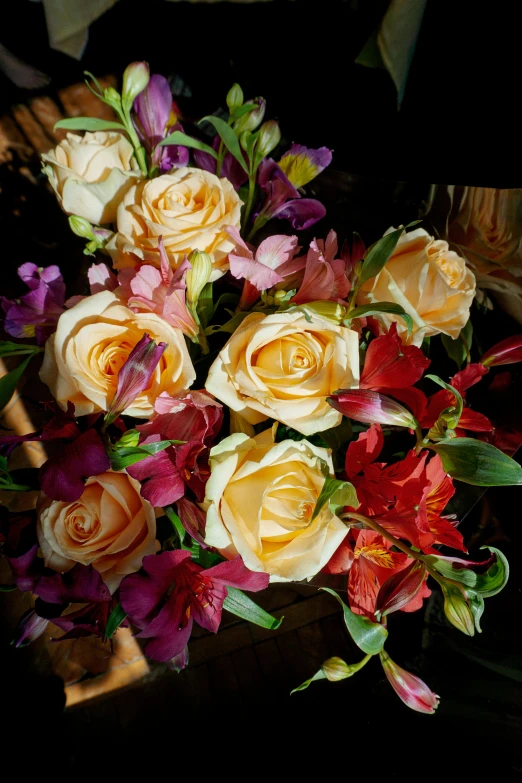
[203,428,348,581]
[357,227,476,346]
[40,290,195,418]
[41,131,141,225]
[205,311,359,436]
[107,168,243,281]
[37,470,159,592]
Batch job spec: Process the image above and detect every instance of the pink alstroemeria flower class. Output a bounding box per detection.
[226,226,303,309]
[117,238,199,339]
[291,230,351,305]
[380,651,439,714]
[120,551,269,662]
[328,389,418,429]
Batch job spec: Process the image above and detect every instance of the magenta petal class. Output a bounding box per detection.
[176,496,207,546]
[6,543,42,592]
[106,333,166,421]
[120,550,191,627]
[35,563,111,604]
[206,555,269,592]
[190,581,226,633]
[134,73,172,150]
[138,592,194,662]
[12,608,49,647]
[273,198,326,230]
[39,428,110,502]
[128,447,185,507]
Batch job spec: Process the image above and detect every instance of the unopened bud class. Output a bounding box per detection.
[234,97,266,133]
[256,120,281,158]
[301,301,347,324]
[122,61,150,111]
[103,86,123,111]
[441,582,475,636]
[69,215,94,239]
[273,290,288,304]
[328,389,418,429]
[226,83,244,114]
[186,250,213,306]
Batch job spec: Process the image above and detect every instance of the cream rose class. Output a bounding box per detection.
[37,470,159,592]
[203,428,348,581]
[40,290,195,418]
[42,131,141,225]
[205,311,359,436]
[106,168,243,281]
[357,227,476,346]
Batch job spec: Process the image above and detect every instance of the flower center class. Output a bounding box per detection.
[354,544,395,568]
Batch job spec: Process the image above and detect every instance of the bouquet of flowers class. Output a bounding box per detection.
[1,62,521,713]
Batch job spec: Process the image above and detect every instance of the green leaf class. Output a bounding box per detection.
[54,117,126,132]
[0,341,42,358]
[358,228,404,285]
[199,115,249,173]
[312,478,358,520]
[426,374,463,423]
[467,591,485,633]
[229,102,256,122]
[442,319,472,369]
[105,602,127,639]
[0,584,17,592]
[163,505,191,550]
[431,438,522,486]
[315,418,352,453]
[345,302,413,335]
[425,547,509,598]
[291,669,327,693]
[321,587,388,654]
[0,355,32,412]
[113,429,140,449]
[223,586,283,630]
[158,131,218,159]
[109,439,182,471]
[197,282,213,328]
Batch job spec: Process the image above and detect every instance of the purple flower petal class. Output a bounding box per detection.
[39,428,110,502]
[12,608,49,647]
[35,563,111,604]
[105,333,166,423]
[206,555,269,593]
[127,446,185,507]
[137,592,194,662]
[134,74,173,151]
[120,550,191,627]
[278,144,332,188]
[6,543,42,592]
[272,198,326,230]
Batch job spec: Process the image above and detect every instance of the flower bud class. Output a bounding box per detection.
[321,657,356,682]
[12,609,49,648]
[380,650,439,714]
[327,389,418,429]
[122,61,150,111]
[256,120,281,158]
[376,560,427,617]
[168,645,189,673]
[234,97,266,133]
[300,301,347,324]
[103,86,123,111]
[481,335,522,367]
[186,250,213,306]
[226,83,244,114]
[441,581,475,636]
[69,215,94,239]
[105,333,166,425]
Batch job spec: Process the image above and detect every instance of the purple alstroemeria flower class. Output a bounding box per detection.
[120,551,269,662]
[39,427,111,502]
[105,333,167,426]
[193,137,248,191]
[12,605,51,647]
[278,143,332,189]
[133,73,189,172]
[127,390,223,506]
[256,158,326,231]
[1,262,65,344]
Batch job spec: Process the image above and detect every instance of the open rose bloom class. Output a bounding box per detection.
[2,63,519,716]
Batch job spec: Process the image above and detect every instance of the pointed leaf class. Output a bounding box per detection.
[0,342,42,358]
[0,355,32,412]
[359,228,404,285]
[346,303,413,335]
[291,669,327,693]
[199,115,249,173]
[426,374,463,422]
[431,438,522,486]
[54,118,126,132]
[223,586,282,629]
[312,478,358,520]
[158,131,218,159]
[105,602,127,639]
[108,439,182,471]
[321,587,388,654]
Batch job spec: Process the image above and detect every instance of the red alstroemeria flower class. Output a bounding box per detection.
[348,530,408,616]
[419,363,493,435]
[120,551,268,662]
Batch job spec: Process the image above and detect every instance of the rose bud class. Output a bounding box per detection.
[122,61,150,111]
[481,335,522,367]
[105,333,166,426]
[327,389,418,429]
[380,650,440,714]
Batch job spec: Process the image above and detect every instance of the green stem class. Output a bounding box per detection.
[216,139,225,177]
[241,174,257,234]
[120,106,149,176]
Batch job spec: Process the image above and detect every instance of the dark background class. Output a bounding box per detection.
[1,0,522,773]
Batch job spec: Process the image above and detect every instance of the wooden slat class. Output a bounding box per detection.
[10,104,55,154]
[29,96,67,143]
[0,114,33,163]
